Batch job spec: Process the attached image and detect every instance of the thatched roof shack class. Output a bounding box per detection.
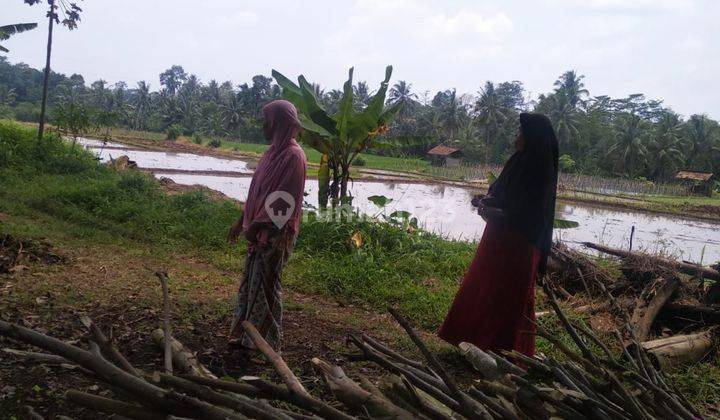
[427,144,463,167]
[675,170,715,196]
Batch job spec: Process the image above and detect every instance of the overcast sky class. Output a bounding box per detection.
[3,0,718,118]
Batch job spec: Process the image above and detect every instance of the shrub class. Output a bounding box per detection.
[191,132,203,144]
[559,154,576,173]
[166,125,181,141]
[207,138,221,148]
[353,156,367,167]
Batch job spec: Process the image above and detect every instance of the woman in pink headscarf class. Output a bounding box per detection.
[227,100,307,351]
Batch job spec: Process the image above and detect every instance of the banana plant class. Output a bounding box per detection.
[0,23,38,53]
[272,66,403,208]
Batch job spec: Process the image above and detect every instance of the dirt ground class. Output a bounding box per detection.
[0,232,441,419]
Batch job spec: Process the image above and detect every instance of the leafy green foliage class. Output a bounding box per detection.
[273,66,403,206]
[166,124,181,141]
[206,138,221,148]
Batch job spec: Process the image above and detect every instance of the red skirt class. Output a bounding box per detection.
[438,219,540,357]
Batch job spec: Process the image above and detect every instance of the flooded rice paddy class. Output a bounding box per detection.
[78,139,720,264]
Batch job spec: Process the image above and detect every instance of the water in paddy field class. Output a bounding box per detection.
[69,138,719,264]
[157,173,720,264]
[77,141,252,173]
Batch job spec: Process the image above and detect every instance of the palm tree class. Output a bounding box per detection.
[683,114,716,171]
[0,23,37,52]
[607,113,649,176]
[389,80,417,105]
[437,89,461,140]
[134,81,151,130]
[554,70,589,109]
[353,81,372,109]
[648,111,685,181]
[474,81,508,163]
[547,93,581,152]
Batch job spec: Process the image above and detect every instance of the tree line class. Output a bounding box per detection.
[0,57,718,182]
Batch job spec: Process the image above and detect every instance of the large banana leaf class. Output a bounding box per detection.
[272,69,337,135]
[0,23,38,52]
[336,67,354,144]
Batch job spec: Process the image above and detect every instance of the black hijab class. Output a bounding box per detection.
[488,113,559,273]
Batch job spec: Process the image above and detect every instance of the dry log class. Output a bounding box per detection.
[79,315,140,376]
[458,342,499,380]
[630,276,680,342]
[240,320,308,397]
[155,271,173,374]
[640,329,719,370]
[151,329,215,378]
[660,303,720,325]
[0,321,241,420]
[159,373,289,420]
[65,390,166,420]
[380,374,455,420]
[388,306,493,420]
[240,376,356,420]
[361,333,425,370]
[311,357,415,418]
[584,242,720,280]
[3,347,70,365]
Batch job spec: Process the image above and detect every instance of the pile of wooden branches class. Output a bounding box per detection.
[0,277,707,419]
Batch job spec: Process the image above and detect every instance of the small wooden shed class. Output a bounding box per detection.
[675,170,715,197]
[426,144,463,167]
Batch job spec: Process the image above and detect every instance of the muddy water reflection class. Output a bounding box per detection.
[81,145,251,173]
[156,173,720,264]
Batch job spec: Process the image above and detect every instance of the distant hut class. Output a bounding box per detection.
[675,170,715,197]
[426,144,463,167]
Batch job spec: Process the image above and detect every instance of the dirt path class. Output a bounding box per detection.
[0,230,439,418]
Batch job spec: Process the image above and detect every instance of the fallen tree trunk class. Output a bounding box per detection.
[151,329,215,378]
[640,328,719,370]
[630,276,681,342]
[660,303,720,325]
[584,242,720,280]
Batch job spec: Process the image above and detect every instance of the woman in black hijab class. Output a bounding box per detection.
[439,113,558,358]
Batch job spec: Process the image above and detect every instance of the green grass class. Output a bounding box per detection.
[0,119,472,328]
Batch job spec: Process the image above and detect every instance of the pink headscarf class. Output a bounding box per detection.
[242,100,307,247]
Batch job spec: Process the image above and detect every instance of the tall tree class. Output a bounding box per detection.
[159,65,187,97]
[608,113,649,177]
[133,81,151,130]
[648,110,685,181]
[24,0,83,143]
[554,70,589,109]
[0,23,38,52]
[388,80,417,106]
[474,81,508,163]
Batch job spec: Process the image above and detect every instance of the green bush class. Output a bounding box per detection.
[353,156,367,167]
[207,138,221,148]
[559,154,576,173]
[166,124,181,141]
[191,132,203,144]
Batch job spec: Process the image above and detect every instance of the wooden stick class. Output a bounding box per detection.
[151,329,215,378]
[387,306,493,420]
[79,315,140,376]
[312,357,415,418]
[640,329,718,370]
[159,373,288,420]
[0,321,239,420]
[240,320,308,397]
[66,390,166,420]
[2,347,71,365]
[155,271,173,375]
[584,242,720,280]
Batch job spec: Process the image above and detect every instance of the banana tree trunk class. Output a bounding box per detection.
[318,154,330,209]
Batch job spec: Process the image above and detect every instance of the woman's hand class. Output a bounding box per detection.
[227,218,243,244]
[477,204,504,221]
[471,194,485,207]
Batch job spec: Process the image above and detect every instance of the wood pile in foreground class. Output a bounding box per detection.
[2,244,718,419]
